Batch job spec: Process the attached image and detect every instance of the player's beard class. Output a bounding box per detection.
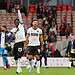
[33,25,38,30]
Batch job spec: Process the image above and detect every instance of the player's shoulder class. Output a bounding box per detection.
[27,27,32,30]
[37,28,42,34]
[37,28,42,32]
[27,27,33,33]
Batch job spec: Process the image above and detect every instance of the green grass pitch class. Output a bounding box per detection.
[0,67,75,75]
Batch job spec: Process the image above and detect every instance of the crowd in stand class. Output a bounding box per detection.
[0,1,75,73]
[36,2,75,57]
[0,2,75,58]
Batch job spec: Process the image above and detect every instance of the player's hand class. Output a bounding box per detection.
[14,4,20,10]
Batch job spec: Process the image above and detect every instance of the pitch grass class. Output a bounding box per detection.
[0,67,75,75]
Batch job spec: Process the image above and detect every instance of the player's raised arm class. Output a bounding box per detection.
[14,4,23,24]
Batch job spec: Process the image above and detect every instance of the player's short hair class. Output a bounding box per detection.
[31,18,38,26]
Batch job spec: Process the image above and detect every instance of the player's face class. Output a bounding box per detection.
[32,20,38,28]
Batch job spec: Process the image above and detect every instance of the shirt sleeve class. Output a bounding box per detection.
[10,28,17,33]
[39,29,42,35]
[27,28,30,34]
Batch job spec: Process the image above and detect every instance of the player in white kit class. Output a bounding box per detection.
[26,19,43,74]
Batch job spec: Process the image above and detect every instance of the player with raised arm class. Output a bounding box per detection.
[11,4,26,74]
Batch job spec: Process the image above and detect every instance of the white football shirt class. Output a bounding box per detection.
[27,27,42,46]
[11,23,26,43]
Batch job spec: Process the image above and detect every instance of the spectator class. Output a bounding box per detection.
[66,34,75,57]
[40,24,48,67]
[54,49,61,57]
[65,23,72,39]
[59,23,66,36]
[48,24,57,57]
[43,9,49,17]
[37,3,43,19]
[66,34,75,66]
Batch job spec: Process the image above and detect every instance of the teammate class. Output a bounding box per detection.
[0,26,10,69]
[11,4,26,74]
[26,18,43,74]
[11,18,26,74]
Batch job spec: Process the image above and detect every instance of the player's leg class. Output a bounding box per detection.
[27,55,33,72]
[13,42,23,74]
[43,51,47,67]
[13,45,20,74]
[26,46,34,72]
[40,51,43,67]
[1,48,10,69]
[35,46,41,74]
[17,42,24,74]
[36,55,40,74]
[0,48,6,69]
[3,48,10,69]
[2,54,10,69]
[2,55,7,69]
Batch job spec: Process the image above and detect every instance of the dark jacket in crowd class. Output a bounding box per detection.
[0,32,14,44]
[0,32,15,52]
[66,40,75,57]
[54,49,61,57]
